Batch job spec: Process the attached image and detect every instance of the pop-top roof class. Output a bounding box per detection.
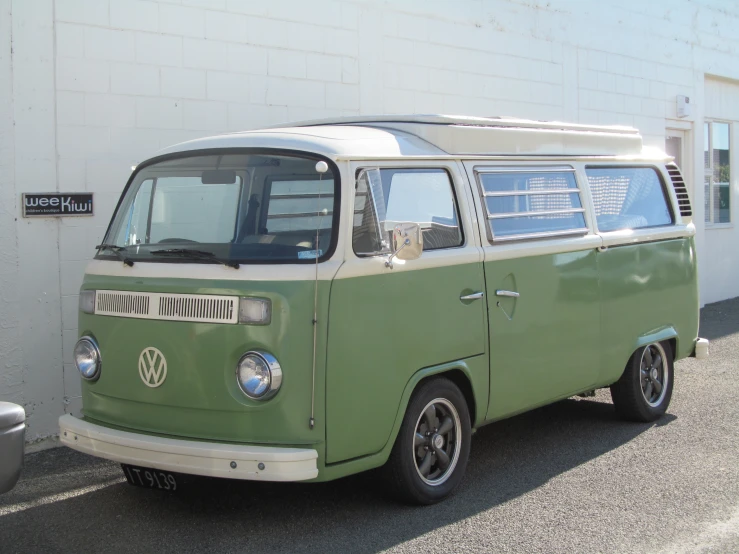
[158,115,653,160]
[280,114,644,157]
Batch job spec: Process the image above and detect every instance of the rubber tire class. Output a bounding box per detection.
[610,341,674,423]
[384,377,471,505]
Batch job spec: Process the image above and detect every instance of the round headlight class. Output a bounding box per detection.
[236,351,282,400]
[74,337,101,381]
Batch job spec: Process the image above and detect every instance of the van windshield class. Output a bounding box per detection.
[99,152,338,264]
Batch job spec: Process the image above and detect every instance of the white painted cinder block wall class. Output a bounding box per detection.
[1,0,738,441]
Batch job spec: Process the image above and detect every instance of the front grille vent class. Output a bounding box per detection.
[159,296,235,322]
[94,291,238,324]
[666,163,692,217]
[97,291,150,316]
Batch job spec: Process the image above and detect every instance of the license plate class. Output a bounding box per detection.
[121,464,178,491]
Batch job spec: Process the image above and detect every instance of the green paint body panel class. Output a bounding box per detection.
[79,274,330,464]
[76,236,699,482]
[325,262,488,463]
[595,237,699,385]
[484,248,601,421]
[321,357,487,480]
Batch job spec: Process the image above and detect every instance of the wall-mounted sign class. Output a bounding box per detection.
[22,193,94,217]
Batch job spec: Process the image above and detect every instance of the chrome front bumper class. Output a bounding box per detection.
[59,415,318,481]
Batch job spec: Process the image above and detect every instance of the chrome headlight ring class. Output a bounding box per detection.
[236,351,282,400]
[74,336,102,381]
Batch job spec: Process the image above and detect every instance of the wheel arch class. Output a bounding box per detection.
[608,327,678,384]
[633,327,678,360]
[319,357,487,482]
[384,361,482,461]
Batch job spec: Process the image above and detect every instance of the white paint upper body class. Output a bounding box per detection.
[154,115,667,161]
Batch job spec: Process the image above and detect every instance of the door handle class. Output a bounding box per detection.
[460,291,484,301]
[495,290,520,298]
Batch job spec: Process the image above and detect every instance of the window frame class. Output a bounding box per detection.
[97,147,342,265]
[260,173,335,234]
[351,166,466,257]
[139,170,246,245]
[584,163,676,234]
[704,120,732,227]
[474,165,590,243]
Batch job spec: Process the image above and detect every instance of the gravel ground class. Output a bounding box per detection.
[1,298,738,553]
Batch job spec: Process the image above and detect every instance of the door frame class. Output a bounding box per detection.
[665,127,693,203]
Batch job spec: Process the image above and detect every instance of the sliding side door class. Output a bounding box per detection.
[464,163,603,421]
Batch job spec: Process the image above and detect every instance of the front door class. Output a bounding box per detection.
[325,162,487,464]
[464,163,603,421]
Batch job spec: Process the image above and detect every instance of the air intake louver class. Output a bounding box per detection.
[666,163,692,217]
[159,296,235,322]
[94,290,238,324]
[97,291,150,316]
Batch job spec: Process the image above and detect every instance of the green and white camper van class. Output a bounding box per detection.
[60,115,708,504]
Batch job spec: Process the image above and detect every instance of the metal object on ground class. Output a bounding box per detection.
[0,402,25,494]
[694,338,710,360]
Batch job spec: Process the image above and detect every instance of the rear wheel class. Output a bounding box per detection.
[610,341,673,422]
[384,377,471,505]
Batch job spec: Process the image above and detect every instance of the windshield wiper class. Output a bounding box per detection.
[96,244,134,266]
[150,248,240,269]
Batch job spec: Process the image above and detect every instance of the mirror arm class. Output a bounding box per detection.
[385,238,411,269]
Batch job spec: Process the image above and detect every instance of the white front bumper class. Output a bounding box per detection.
[59,415,318,481]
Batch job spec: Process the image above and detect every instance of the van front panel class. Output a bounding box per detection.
[78,273,330,450]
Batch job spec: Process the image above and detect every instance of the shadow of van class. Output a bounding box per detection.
[698,296,739,342]
[3,394,669,553]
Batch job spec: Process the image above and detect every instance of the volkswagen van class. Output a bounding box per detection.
[59,115,709,504]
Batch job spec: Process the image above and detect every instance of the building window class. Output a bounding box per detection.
[704,121,731,224]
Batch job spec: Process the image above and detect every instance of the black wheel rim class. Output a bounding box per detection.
[640,343,668,407]
[412,398,461,486]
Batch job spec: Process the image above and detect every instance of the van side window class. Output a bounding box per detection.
[585,167,673,232]
[353,168,463,255]
[478,169,588,241]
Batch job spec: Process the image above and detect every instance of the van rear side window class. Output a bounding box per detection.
[478,168,588,241]
[585,167,673,232]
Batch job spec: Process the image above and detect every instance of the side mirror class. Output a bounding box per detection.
[385,223,423,268]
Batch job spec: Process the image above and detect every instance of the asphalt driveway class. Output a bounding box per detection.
[2,298,738,553]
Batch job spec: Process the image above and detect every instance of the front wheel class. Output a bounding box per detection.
[384,377,471,505]
[610,341,674,422]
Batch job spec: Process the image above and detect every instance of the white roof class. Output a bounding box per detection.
[157,114,652,160]
[157,124,445,159]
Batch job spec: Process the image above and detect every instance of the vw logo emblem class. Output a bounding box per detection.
[138,347,167,388]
